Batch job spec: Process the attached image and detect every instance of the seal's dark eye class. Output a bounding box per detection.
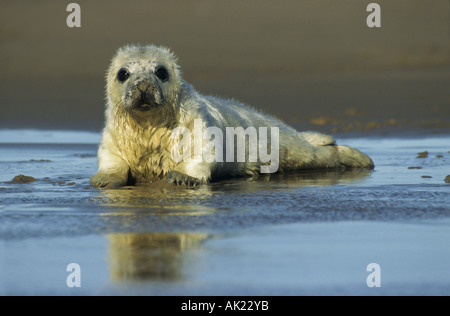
[155,66,169,82]
[117,68,130,82]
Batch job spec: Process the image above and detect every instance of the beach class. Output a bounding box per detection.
[1,131,449,295]
[1,1,449,133]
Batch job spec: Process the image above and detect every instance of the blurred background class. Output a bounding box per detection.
[1,0,449,134]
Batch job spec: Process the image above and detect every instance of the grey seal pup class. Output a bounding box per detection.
[90,45,373,188]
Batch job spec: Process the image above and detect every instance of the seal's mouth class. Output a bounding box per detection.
[132,103,153,111]
[129,98,162,112]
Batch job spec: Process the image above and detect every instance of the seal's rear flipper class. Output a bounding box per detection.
[336,145,374,169]
[301,132,336,146]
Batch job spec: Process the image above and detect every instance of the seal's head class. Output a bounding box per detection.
[106,45,182,121]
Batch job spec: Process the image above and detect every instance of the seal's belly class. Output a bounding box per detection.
[130,165,164,182]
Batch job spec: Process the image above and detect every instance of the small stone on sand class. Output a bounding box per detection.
[417,151,429,158]
[10,174,37,184]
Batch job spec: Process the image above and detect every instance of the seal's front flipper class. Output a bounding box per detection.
[90,172,128,189]
[167,171,204,187]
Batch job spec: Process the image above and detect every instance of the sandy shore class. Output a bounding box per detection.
[1,1,449,133]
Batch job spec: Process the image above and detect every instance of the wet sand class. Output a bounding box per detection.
[0,131,449,295]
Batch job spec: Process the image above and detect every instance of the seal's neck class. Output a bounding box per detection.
[105,98,178,181]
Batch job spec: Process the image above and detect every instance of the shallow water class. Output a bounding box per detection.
[0,130,449,295]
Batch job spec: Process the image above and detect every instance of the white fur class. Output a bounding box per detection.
[90,45,374,188]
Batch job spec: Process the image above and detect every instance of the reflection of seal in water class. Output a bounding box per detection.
[90,44,374,189]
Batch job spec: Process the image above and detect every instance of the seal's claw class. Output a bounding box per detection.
[167,171,202,188]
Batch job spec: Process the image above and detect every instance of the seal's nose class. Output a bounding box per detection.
[137,86,147,101]
[136,81,151,103]
[128,77,163,110]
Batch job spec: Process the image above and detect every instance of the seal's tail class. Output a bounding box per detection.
[336,145,374,169]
